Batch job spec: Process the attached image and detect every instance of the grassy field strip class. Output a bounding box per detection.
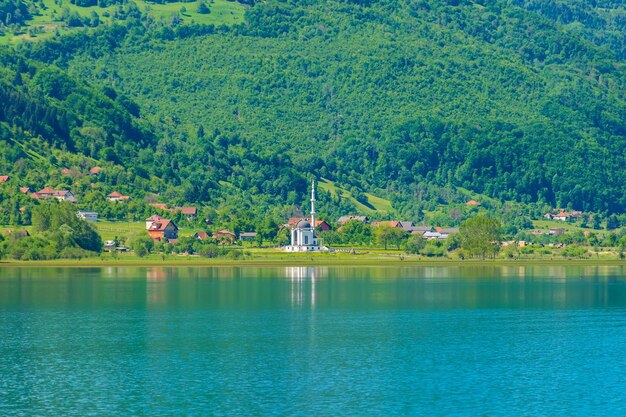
[318,178,392,215]
[95,220,200,240]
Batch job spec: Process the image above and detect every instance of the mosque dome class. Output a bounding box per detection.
[296,219,311,229]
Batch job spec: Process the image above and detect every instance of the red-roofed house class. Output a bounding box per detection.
[194,232,210,241]
[554,211,581,222]
[107,191,130,202]
[0,176,9,183]
[88,167,102,175]
[19,187,30,194]
[32,187,76,202]
[177,207,197,220]
[214,229,236,244]
[146,214,164,230]
[466,200,481,207]
[554,212,570,221]
[147,218,178,241]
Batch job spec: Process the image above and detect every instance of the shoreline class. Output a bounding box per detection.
[1,256,625,268]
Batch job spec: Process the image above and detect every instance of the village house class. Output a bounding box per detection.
[19,187,30,194]
[554,212,571,221]
[146,214,164,229]
[371,221,402,228]
[553,211,581,222]
[77,211,98,222]
[107,191,130,202]
[177,207,197,220]
[88,167,102,175]
[31,187,77,202]
[466,200,481,207]
[146,215,178,241]
[214,230,236,244]
[337,215,368,225]
[150,203,169,211]
[423,231,442,240]
[103,240,117,252]
[398,221,414,232]
[440,227,460,239]
[193,232,211,241]
[545,210,581,222]
[412,226,434,235]
[0,175,10,183]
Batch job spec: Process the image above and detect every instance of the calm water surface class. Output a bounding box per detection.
[1,264,626,416]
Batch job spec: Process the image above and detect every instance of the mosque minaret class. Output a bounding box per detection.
[284,180,328,252]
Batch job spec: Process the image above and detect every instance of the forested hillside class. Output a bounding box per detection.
[1,0,625,221]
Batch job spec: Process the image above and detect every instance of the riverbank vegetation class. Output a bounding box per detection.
[1,202,625,262]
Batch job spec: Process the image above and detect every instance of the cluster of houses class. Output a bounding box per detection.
[148,204,198,221]
[142,214,257,245]
[544,210,582,222]
[0,175,606,252]
[335,216,460,240]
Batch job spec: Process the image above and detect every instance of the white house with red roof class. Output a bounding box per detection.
[31,187,76,202]
[107,191,130,202]
[146,214,165,230]
[146,215,178,241]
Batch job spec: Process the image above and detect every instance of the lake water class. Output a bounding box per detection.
[1,264,626,416]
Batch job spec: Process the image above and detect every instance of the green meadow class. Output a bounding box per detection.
[0,0,246,45]
[318,178,392,216]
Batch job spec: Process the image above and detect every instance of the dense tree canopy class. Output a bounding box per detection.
[460,215,502,259]
[0,0,624,221]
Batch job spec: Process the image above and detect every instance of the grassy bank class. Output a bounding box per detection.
[1,250,625,268]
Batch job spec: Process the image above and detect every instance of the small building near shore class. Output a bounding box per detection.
[285,181,328,252]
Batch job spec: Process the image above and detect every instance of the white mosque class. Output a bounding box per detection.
[284,180,329,252]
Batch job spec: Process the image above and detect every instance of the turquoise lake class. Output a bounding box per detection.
[1,264,626,416]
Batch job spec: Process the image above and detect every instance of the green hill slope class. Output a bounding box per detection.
[2,0,625,219]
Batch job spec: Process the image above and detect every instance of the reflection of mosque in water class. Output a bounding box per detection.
[286,267,328,307]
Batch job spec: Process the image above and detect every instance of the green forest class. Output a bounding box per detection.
[0,0,625,228]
